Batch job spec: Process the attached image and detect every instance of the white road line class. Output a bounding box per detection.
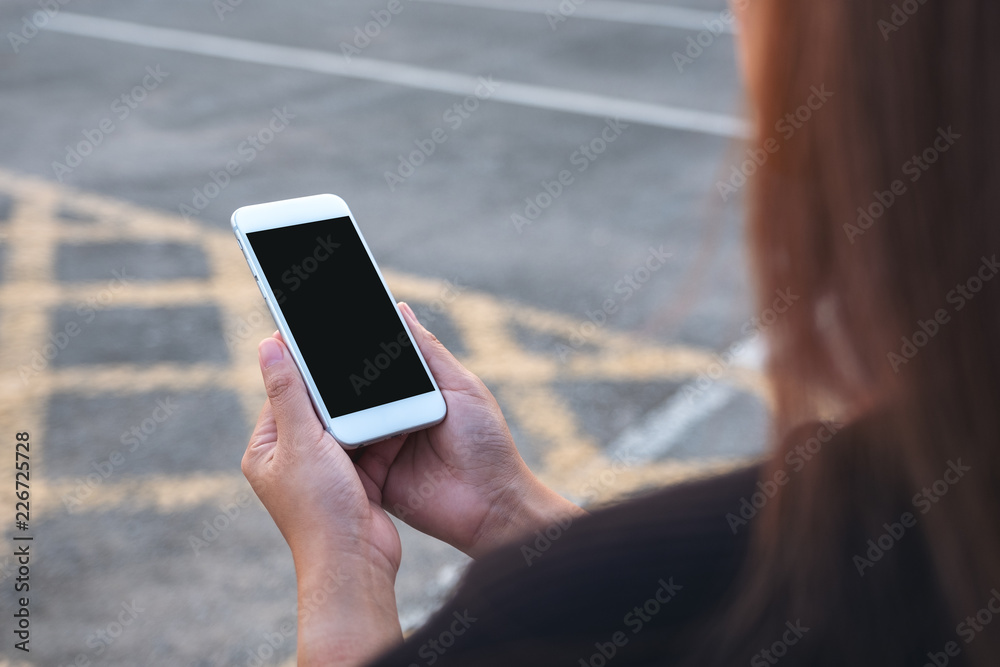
[607,381,738,464]
[44,13,748,139]
[605,335,765,464]
[415,0,737,34]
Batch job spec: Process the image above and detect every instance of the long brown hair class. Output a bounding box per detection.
[701,0,1000,663]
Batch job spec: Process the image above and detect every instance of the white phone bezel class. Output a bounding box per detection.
[231,193,446,448]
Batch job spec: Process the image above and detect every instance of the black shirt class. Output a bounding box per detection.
[368,413,989,665]
[370,465,760,666]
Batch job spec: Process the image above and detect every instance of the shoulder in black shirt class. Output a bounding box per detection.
[370,465,761,666]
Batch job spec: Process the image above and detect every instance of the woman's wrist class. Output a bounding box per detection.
[467,468,587,559]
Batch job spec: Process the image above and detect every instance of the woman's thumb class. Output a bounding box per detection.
[258,336,325,441]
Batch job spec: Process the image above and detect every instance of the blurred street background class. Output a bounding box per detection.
[0,0,771,664]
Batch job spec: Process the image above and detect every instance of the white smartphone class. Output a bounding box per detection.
[231,194,446,448]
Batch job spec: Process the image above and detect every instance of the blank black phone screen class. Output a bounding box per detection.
[247,217,434,417]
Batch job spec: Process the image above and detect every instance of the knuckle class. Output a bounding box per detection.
[241,442,260,478]
[240,453,253,479]
[263,367,297,401]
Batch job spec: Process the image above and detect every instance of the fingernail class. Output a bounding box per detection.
[399,302,417,324]
[259,337,284,368]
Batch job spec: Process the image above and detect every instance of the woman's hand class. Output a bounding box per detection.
[240,303,583,664]
[242,335,404,667]
[355,303,585,559]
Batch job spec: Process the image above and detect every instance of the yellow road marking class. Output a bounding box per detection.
[36,472,253,516]
[0,168,770,522]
